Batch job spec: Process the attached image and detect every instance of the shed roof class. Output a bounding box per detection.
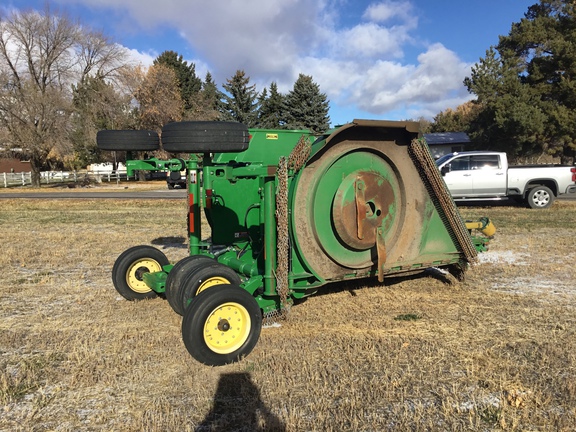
[423,132,470,145]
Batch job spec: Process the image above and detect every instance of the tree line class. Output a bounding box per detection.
[2,1,574,188]
[148,51,330,134]
[428,0,576,164]
[0,8,330,187]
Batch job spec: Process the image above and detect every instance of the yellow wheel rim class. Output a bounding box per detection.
[197,276,230,294]
[203,302,251,354]
[126,258,163,294]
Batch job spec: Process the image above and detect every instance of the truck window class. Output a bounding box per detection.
[470,155,500,170]
[450,156,470,171]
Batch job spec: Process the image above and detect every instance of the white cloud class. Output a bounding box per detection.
[124,48,156,68]
[363,0,417,28]
[52,0,474,120]
[299,42,473,121]
[344,43,473,116]
[335,23,410,59]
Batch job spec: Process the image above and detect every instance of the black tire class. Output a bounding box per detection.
[96,130,160,151]
[527,186,555,209]
[164,255,215,315]
[112,245,169,300]
[182,284,262,366]
[180,263,242,314]
[161,121,249,153]
[168,171,182,182]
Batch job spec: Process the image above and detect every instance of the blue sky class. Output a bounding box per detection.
[5,0,536,126]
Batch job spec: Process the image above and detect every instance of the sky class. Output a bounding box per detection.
[4,0,537,126]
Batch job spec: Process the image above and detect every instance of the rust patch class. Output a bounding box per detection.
[333,171,394,250]
[267,165,277,176]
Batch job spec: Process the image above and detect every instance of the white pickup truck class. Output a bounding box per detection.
[435,151,576,209]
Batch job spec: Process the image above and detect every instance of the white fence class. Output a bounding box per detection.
[1,170,128,188]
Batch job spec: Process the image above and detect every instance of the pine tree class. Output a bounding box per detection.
[202,73,219,110]
[464,48,546,158]
[284,74,330,134]
[257,82,285,129]
[186,73,221,121]
[219,70,259,126]
[464,1,576,162]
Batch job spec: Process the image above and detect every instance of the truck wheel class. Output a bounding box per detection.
[112,246,169,300]
[181,285,262,366]
[96,130,160,151]
[164,255,215,315]
[161,121,249,153]
[166,171,179,190]
[179,263,242,313]
[527,186,554,209]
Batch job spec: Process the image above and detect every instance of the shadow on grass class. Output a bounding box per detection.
[307,266,459,301]
[195,372,285,432]
[151,236,188,249]
[455,198,524,208]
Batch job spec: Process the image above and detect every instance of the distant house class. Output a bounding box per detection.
[423,132,470,159]
[0,158,31,173]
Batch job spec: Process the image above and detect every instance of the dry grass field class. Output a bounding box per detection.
[1,192,575,431]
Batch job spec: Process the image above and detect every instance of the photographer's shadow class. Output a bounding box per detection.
[195,372,285,432]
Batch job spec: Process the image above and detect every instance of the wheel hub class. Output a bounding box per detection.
[217,319,231,332]
[134,266,149,281]
[127,259,162,293]
[203,302,251,354]
[533,191,549,206]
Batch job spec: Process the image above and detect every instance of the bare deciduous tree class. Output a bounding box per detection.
[0,7,134,186]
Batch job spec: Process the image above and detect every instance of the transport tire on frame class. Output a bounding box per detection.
[96,130,160,151]
[161,121,250,153]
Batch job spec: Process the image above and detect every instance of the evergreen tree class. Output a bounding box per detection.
[202,73,219,109]
[464,1,576,162]
[257,82,285,129]
[154,50,202,112]
[219,70,259,126]
[186,73,221,121]
[465,48,547,158]
[284,74,330,134]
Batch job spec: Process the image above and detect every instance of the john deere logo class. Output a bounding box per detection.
[266,133,279,140]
